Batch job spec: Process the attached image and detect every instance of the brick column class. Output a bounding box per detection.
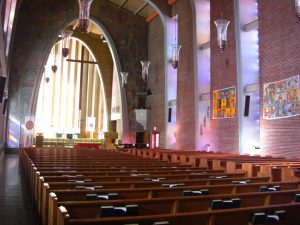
[210,0,239,153]
[176,0,197,149]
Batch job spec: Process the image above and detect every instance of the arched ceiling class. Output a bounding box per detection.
[67,0,174,40]
[105,0,156,17]
[105,0,174,20]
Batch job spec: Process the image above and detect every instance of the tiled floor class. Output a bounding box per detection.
[0,153,35,225]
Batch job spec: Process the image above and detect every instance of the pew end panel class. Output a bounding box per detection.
[42,183,50,225]
[57,206,70,225]
[281,167,300,182]
[48,192,58,225]
[225,161,237,173]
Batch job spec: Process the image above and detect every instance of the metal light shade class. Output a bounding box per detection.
[214,19,230,53]
[61,30,73,57]
[51,47,59,72]
[170,44,181,69]
[77,0,93,33]
[296,0,300,18]
[140,60,150,82]
[51,65,58,73]
[120,72,129,87]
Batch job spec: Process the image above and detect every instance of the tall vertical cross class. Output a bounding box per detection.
[67,45,98,132]
[67,45,98,110]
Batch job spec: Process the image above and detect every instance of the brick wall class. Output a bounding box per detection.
[8,0,300,155]
[210,0,239,153]
[147,17,166,148]
[176,0,196,150]
[259,0,300,158]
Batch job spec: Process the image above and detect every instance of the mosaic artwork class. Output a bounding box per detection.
[213,86,236,119]
[263,75,300,119]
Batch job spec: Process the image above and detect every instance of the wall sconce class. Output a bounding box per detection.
[214,18,230,53]
[60,30,73,57]
[77,0,94,33]
[45,77,50,83]
[120,72,129,87]
[171,44,181,69]
[296,0,300,18]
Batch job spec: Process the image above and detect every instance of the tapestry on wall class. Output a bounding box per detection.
[263,75,300,119]
[212,86,236,119]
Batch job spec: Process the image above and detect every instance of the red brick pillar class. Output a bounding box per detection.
[176,0,197,149]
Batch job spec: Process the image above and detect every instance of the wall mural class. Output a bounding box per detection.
[263,75,300,119]
[212,86,236,119]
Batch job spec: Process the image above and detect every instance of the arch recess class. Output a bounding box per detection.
[29,17,126,140]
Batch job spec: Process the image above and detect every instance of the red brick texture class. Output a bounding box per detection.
[176,0,197,150]
[210,0,239,153]
[147,17,166,148]
[259,0,300,158]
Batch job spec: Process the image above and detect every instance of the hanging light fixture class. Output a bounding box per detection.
[120,72,129,87]
[132,60,152,97]
[43,65,51,83]
[77,0,94,33]
[51,45,59,73]
[51,65,58,73]
[214,16,230,53]
[170,6,181,69]
[140,60,150,83]
[171,44,181,69]
[60,30,73,57]
[295,0,300,18]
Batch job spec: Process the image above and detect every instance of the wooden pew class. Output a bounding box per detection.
[37,172,248,205]
[54,189,299,219]
[56,202,300,225]
[19,147,300,225]
[35,171,245,202]
[30,166,211,198]
[41,176,270,225]
[34,171,242,200]
[47,181,300,225]
[35,170,240,209]
[20,148,271,225]
[28,160,196,205]
[126,149,299,178]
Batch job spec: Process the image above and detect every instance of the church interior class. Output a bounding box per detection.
[1,0,300,225]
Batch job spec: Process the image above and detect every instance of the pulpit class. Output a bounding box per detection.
[103,132,118,149]
[35,133,44,147]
